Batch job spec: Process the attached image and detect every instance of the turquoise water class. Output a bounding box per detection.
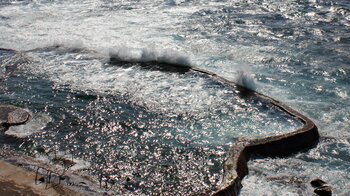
[1,0,349,195]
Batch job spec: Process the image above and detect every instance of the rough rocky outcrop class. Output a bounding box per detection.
[311,178,327,188]
[0,105,31,129]
[314,186,332,196]
[311,178,332,196]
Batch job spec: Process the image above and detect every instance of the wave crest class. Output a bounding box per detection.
[235,70,257,91]
[109,47,192,67]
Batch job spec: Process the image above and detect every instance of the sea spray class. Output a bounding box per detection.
[166,0,186,6]
[235,70,257,91]
[109,47,192,67]
[0,0,349,194]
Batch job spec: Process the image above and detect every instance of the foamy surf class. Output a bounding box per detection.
[23,46,246,118]
[235,70,257,91]
[109,47,192,67]
[1,0,349,195]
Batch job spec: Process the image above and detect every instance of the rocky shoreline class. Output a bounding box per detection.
[0,159,78,196]
[0,146,108,196]
[0,105,107,195]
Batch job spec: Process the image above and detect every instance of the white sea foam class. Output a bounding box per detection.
[241,175,306,196]
[25,46,231,118]
[235,70,257,91]
[335,87,348,99]
[109,47,192,66]
[242,139,350,195]
[2,1,349,194]
[166,0,186,6]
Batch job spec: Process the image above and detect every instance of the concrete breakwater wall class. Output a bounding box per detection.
[190,67,319,195]
[0,48,319,195]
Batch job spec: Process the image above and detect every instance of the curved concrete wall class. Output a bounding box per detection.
[190,67,319,196]
[0,48,319,195]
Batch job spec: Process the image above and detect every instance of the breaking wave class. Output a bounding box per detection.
[235,70,257,91]
[108,47,192,67]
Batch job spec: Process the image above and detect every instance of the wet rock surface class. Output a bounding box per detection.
[311,178,332,196]
[0,105,30,128]
[311,178,327,188]
[314,186,332,196]
[0,148,104,195]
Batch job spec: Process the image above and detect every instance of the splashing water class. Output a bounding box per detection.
[0,0,349,195]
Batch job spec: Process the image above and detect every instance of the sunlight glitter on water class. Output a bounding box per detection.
[1,0,350,195]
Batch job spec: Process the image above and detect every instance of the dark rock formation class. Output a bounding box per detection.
[0,105,31,128]
[311,178,327,188]
[311,178,332,196]
[7,108,30,125]
[314,186,332,196]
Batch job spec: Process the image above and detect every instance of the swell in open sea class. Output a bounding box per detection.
[1,0,349,195]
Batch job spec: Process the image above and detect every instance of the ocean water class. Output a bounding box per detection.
[0,0,349,195]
